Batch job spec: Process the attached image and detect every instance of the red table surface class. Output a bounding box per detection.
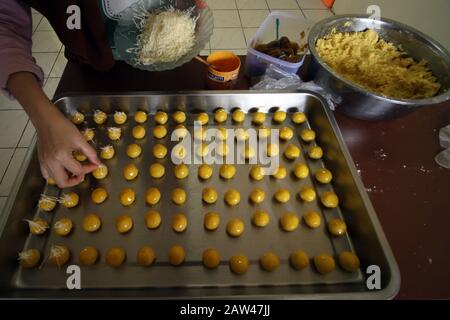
[55,57,450,299]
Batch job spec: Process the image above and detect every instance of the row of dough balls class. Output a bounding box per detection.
[39,186,340,214]
[71,109,309,127]
[73,162,333,184]
[19,245,360,274]
[26,207,348,238]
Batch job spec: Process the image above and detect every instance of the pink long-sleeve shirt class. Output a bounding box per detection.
[0,0,44,98]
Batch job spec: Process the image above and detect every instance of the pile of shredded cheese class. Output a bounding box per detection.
[316,29,441,100]
[138,9,197,64]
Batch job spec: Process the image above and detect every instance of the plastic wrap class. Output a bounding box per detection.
[251,64,341,110]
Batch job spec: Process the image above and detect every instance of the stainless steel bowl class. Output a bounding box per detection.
[307,14,450,121]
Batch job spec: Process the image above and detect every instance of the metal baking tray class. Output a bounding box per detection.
[0,91,400,299]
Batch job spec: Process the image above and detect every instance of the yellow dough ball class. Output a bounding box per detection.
[174,163,189,179]
[308,146,323,160]
[150,163,165,179]
[158,134,172,154]
[227,218,244,237]
[300,128,316,142]
[294,163,309,179]
[53,217,73,236]
[61,192,79,208]
[114,111,127,125]
[232,109,245,123]
[82,128,95,141]
[339,251,361,272]
[204,212,220,231]
[171,213,187,233]
[272,165,287,179]
[303,211,321,229]
[217,142,229,157]
[279,126,294,141]
[229,254,249,275]
[123,163,139,181]
[235,128,249,141]
[126,143,142,159]
[258,126,271,139]
[26,218,48,235]
[47,177,56,186]
[273,110,287,123]
[91,187,108,204]
[198,164,213,180]
[194,127,206,141]
[134,110,148,124]
[38,195,57,212]
[299,187,316,202]
[173,124,188,139]
[280,212,299,232]
[173,110,186,124]
[155,111,168,125]
[119,187,135,206]
[274,188,290,203]
[171,188,187,205]
[252,210,270,228]
[74,150,87,162]
[137,246,156,267]
[249,188,265,204]
[260,252,280,272]
[328,218,347,237]
[266,143,279,157]
[224,189,240,206]
[153,125,167,139]
[145,210,161,229]
[145,187,161,206]
[79,246,99,266]
[252,111,266,125]
[107,127,122,141]
[315,168,333,184]
[214,108,228,123]
[314,254,335,274]
[168,244,185,266]
[202,187,218,204]
[284,144,301,160]
[172,144,187,160]
[243,145,256,160]
[290,250,310,270]
[220,164,236,180]
[100,145,115,160]
[321,191,339,208]
[71,111,84,125]
[250,165,265,181]
[106,247,126,268]
[292,112,306,124]
[18,249,41,268]
[116,214,133,234]
[196,143,209,158]
[92,164,108,179]
[132,125,146,139]
[202,248,221,269]
[49,245,70,267]
[93,109,107,125]
[197,112,209,125]
[82,213,102,232]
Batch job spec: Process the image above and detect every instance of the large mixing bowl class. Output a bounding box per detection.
[114,0,213,71]
[307,15,450,121]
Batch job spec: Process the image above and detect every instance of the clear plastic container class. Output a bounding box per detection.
[245,11,313,78]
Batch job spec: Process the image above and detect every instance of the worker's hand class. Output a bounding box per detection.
[36,107,100,188]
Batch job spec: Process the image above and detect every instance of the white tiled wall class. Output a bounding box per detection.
[0,0,332,217]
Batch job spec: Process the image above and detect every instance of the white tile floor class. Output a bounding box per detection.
[0,0,332,214]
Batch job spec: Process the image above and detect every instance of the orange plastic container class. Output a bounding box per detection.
[322,0,335,9]
[206,51,241,90]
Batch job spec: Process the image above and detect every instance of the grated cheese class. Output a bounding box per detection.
[137,9,197,64]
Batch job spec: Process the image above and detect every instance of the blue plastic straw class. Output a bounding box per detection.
[276,18,280,41]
